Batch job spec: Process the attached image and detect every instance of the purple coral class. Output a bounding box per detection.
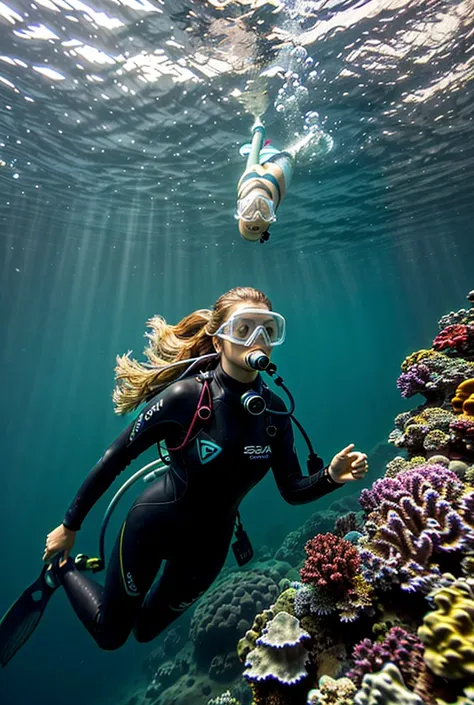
[348,627,425,689]
[397,354,474,404]
[358,466,474,591]
[359,465,463,513]
[397,364,435,398]
[358,549,402,591]
[334,512,364,537]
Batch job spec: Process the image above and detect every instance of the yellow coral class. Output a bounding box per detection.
[436,687,474,705]
[385,456,426,478]
[237,608,273,663]
[452,379,474,416]
[307,676,357,705]
[272,588,296,617]
[401,350,436,373]
[418,579,474,679]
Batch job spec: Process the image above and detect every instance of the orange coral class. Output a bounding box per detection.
[452,379,474,416]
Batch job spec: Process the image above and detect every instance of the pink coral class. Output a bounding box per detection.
[300,533,360,596]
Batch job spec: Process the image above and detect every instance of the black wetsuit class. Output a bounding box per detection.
[57,364,341,650]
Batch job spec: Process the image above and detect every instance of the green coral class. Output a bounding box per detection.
[237,608,273,663]
[401,350,438,373]
[385,456,427,477]
[418,579,474,679]
[423,430,450,452]
[272,588,296,617]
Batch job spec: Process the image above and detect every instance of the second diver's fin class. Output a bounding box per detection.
[0,565,58,667]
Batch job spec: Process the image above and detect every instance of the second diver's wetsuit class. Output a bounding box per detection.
[57,363,342,650]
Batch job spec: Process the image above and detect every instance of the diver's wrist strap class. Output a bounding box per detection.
[324,465,343,485]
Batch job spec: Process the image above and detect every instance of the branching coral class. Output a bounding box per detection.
[334,512,365,537]
[359,466,474,591]
[298,534,372,621]
[418,578,474,679]
[347,627,425,689]
[360,465,464,512]
[301,534,361,595]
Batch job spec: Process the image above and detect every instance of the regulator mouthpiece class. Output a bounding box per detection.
[246,350,270,370]
[241,390,266,416]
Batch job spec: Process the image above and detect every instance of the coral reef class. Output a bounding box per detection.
[334,512,365,538]
[452,379,474,415]
[300,534,361,596]
[347,627,424,689]
[358,464,474,591]
[275,511,339,566]
[190,567,280,666]
[354,664,425,705]
[395,353,474,403]
[418,578,474,679]
[243,611,310,685]
[135,290,474,705]
[307,676,356,705]
[388,408,458,455]
[207,690,241,705]
[433,324,474,359]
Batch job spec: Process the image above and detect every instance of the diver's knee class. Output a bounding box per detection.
[133,626,157,643]
[95,631,129,651]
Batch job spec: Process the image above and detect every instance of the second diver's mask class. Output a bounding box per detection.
[235,193,276,242]
[215,308,286,349]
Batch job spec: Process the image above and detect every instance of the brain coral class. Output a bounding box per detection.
[418,578,474,679]
[190,569,279,665]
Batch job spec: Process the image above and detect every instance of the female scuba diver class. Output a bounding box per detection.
[236,118,330,243]
[0,287,369,665]
[236,118,294,244]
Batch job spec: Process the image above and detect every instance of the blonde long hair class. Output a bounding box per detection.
[113,287,272,414]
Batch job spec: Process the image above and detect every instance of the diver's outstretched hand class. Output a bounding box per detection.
[43,524,76,565]
[328,444,369,484]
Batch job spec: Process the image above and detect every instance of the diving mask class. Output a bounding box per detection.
[235,194,277,224]
[215,308,286,348]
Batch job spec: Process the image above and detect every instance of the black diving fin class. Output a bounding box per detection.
[0,565,58,667]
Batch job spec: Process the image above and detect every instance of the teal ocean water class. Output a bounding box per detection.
[1,1,474,704]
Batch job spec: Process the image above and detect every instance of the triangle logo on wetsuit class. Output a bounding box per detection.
[197,438,222,464]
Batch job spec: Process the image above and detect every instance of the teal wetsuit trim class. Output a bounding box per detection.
[239,171,281,205]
